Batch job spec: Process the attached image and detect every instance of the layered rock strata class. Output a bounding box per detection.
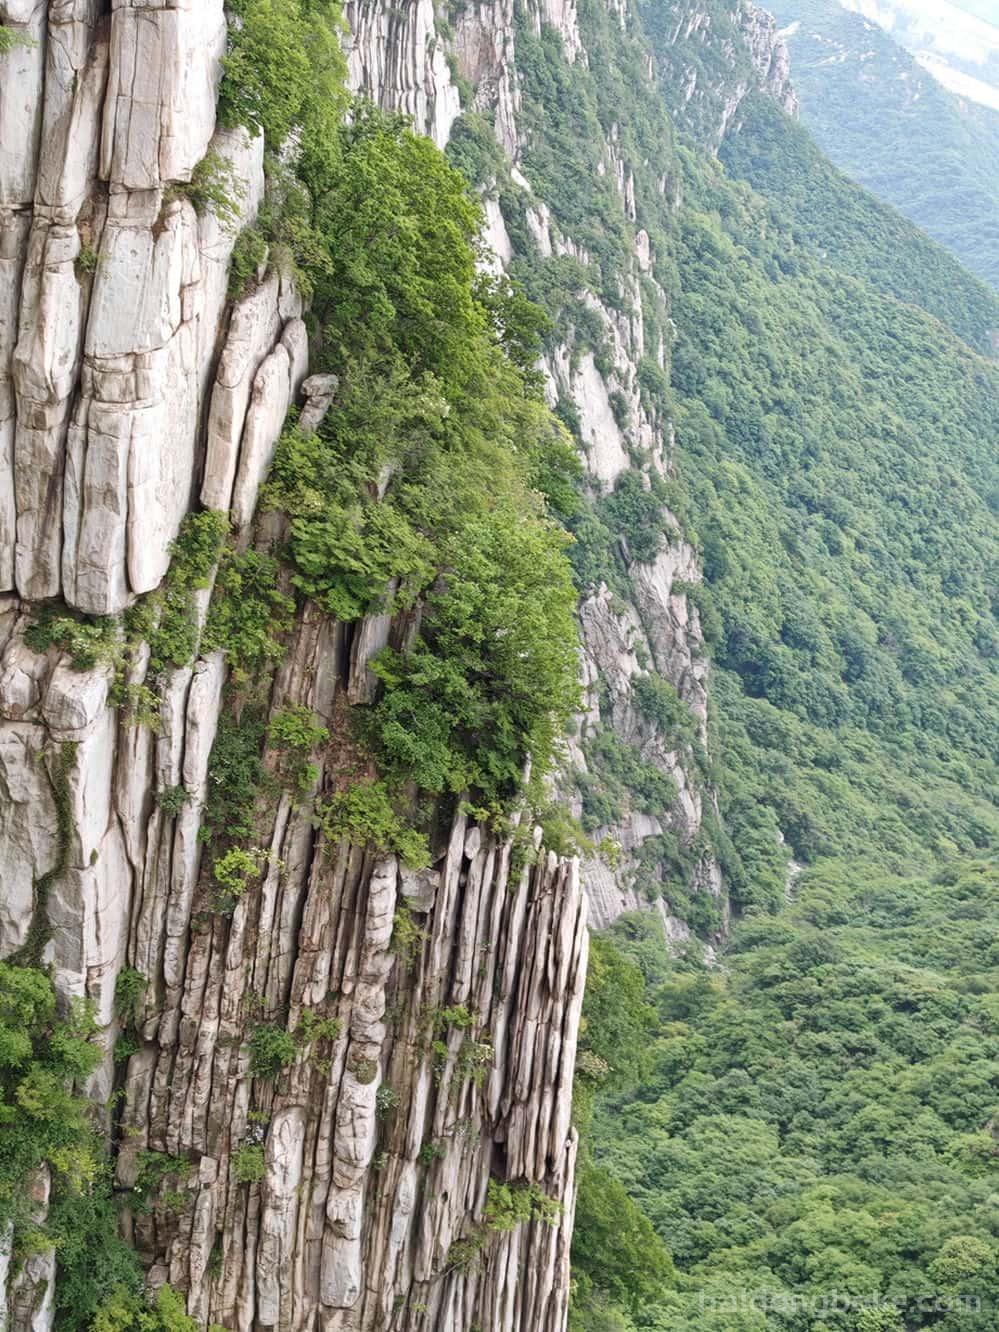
[0,5,587,1330]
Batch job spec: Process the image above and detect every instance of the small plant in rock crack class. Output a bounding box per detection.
[114,967,147,1025]
[295,1008,341,1045]
[247,1023,298,1080]
[231,1143,266,1185]
[170,150,245,234]
[268,705,329,797]
[132,1150,191,1213]
[455,1038,494,1088]
[156,784,190,818]
[418,1141,445,1165]
[212,847,267,912]
[390,902,428,969]
[74,245,98,280]
[375,1084,400,1118]
[351,1055,379,1085]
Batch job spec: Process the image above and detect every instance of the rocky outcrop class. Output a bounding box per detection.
[740,2,797,115]
[0,6,587,1332]
[343,0,461,149]
[647,0,797,148]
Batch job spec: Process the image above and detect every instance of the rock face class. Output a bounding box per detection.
[0,6,586,1331]
[645,0,797,148]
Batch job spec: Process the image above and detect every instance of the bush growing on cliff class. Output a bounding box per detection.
[90,1284,198,1332]
[247,1024,298,1079]
[368,509,579,805]
[0,966,103,1231]
[218,0,346,181]
[316,782,430,869]
[202,546,295,678]
[258,108,581,808]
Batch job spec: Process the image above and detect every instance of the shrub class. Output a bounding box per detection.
[175,150,244,234]
[316,782,430,869]
[202,704,269,843]
[390,903,428,967]
[217,0,346,185]
[376,1084,400,1117]
[295,1009,341,1044]
[268,706,329,794]
[578,730,678,831]
[130,511,228,678]
[156,785,190,818]
[114,968,147,1024]
[247,1024,297,1079]
[599,471,668,564]
[47,1164,143,1332]
[0,966,103,1231]
[131,1151,189,1213]
[24,609,118,671]
[202,547,295,679]
[90,1284,198,1332]
[212,848,264,910]
[114,683,160,731]
[367,507,579,807]
[631,674,697,744]
[484,1179,562,1232]
[228,225,268,299]
[231,1144,266,1184]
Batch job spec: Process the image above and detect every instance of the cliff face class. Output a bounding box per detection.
[0,5,585,1330]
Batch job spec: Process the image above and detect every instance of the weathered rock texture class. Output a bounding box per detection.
[0,5,586,1331]
[650,0,798,148]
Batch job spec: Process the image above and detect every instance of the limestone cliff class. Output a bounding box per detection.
[0,5,584,1330]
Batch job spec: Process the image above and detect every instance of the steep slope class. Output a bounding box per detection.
[560,3,999,1329]
[342,9,999,1324]
[771,0,999,290]
[347,0,747,938]
[0,6,588,1331]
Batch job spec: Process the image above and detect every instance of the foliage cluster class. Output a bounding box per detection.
[254,106,581,810]
[577,731,678,833]
[580,859,999,1329]
[316,781,430,869]
[268,706,329,795]
[0,966,103,1232]
[202,546,295,680]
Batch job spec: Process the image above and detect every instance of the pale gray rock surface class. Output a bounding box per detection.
[0,11,589,1332]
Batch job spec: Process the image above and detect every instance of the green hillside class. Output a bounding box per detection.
[546,3,999,1328]
[770,0,999,292]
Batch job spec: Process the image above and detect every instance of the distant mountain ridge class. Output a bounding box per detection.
[838,0,999,109]
[770,0,999,291]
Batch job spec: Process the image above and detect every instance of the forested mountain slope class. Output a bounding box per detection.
[0,1,996,1331]
[769,0,999,292]
[563,4,999,1329]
